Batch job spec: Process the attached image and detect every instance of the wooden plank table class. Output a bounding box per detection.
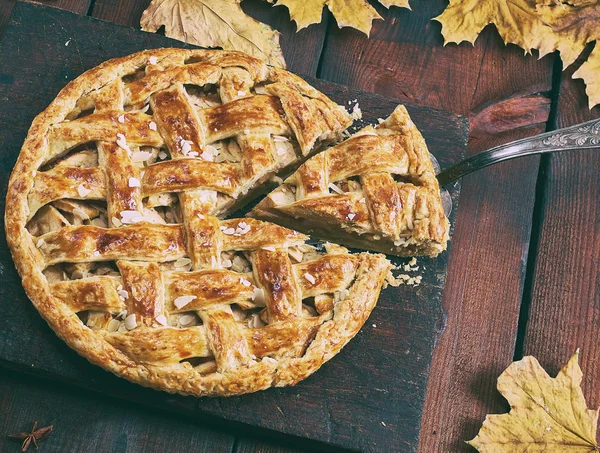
[0,1,598,452]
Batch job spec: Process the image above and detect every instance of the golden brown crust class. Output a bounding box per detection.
[6,48,388,397]
[250,105,450,257]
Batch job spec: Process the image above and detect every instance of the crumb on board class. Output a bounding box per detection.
[385,258,423,287]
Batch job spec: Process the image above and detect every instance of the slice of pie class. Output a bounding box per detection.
[5,49,390,397]
[250,105,450,257]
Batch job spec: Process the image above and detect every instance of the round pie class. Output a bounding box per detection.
[5,48,392,396]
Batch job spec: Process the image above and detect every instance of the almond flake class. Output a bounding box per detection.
[197,213,205,220]
[187,151,199,158]
[128,177,141,188]
[118,289,129,300]
[155,314,168,326]
[124,314,137,330]
[328,183,344,194]
[359,198,366,203]
[117,114,125,123]
[120,210,144,224]
[222,227,236,235]
[221,259,232,268]
[131,151,153,162]
[174,295,197,309]
[304,273,316,285]
[116,133,131,153]
[263,357,277,365]
[149,56,158,65]
[240,277,252,287]
[148,121,157,131]
[200,150,214,161]
[111,216,122,227]
[93,251,100,257]
[234,221,251,235]
[262,246,276,252]
[347,213,356,220]
[179,138,193,155]
[77,184,92,198]
[36,238,46,248]
[237,90,246,96]
[273,135,288,142]
[158,151,168,160]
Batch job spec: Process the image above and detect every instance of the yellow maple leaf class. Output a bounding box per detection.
[468,351,599,453]
[435,0,600,108]
[573,46,600,108]
[140,0,286,68]
[269,0,411,36]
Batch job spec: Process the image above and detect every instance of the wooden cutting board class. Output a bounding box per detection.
[0,3,468,452]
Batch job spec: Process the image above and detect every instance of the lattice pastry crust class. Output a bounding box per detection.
[251,105,450,257]
[5,49,390,396]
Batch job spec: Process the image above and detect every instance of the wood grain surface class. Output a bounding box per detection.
[319,3,557,452]
[0,368,235,453]
[0,1,598,453]
[521,53,600,410]
[0,3,467,453]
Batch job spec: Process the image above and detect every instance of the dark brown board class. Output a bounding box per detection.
[521,56,600,409]
[0,3,468,452]
[0,367,235,453]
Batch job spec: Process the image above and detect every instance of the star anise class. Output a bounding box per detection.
[8,421,53,452]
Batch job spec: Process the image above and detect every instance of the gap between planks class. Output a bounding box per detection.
[513,56,564,361]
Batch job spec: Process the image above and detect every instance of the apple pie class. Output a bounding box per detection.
[251,105,450,256]
[5,48,392,396]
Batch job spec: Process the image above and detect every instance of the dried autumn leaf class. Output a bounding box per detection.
[537,1,600,108]
[468,351,599,452]
[435,0,600,108]
[269,0,411,36]
[573,46,600,108]
[140,0,286,68]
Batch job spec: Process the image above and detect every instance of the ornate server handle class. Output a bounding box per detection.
[436,118,600,186]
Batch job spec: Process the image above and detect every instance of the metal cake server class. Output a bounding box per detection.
[432,117,600,216]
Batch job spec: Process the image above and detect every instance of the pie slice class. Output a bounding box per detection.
[6,49,389,397]
[250,105,450,257]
